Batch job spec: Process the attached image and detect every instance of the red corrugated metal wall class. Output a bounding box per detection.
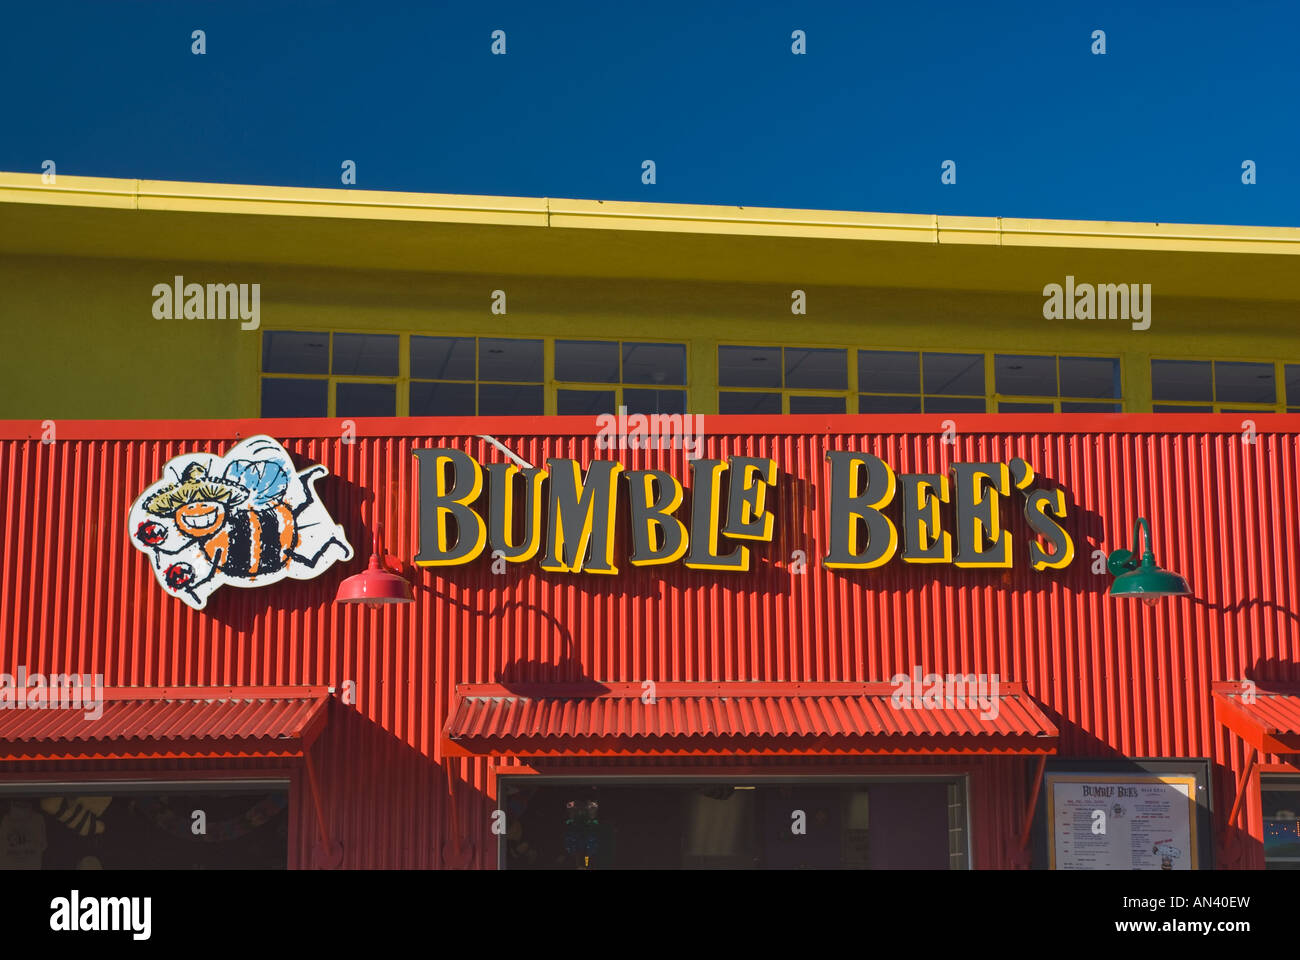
[1,415,1297,868]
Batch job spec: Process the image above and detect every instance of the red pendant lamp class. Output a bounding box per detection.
[335,523,414,606]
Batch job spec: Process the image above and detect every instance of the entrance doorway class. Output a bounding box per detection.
[498,776,968,869]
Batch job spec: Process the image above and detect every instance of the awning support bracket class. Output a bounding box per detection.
[1018,753,1048,851]
[304,749,343,869]
[1220,747,1258,865]
[443,762,474,868]
[1227,748,1258,829]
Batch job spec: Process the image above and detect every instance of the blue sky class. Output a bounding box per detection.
[2,1,1296,225]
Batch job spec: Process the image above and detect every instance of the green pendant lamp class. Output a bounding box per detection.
[1107,517,1192,606]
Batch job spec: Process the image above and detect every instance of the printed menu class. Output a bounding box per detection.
[1048,774,1197,870]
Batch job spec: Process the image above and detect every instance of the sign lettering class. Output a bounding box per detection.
[413,448,1073,575]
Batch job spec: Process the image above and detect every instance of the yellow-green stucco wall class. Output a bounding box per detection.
[3,251,1299,420]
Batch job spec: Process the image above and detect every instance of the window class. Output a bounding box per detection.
[858,350,986,413]
[411,336,543,416]
[720,345,849,414]
[1263,779,1300,870]
[0,782,289,869]
[262,330,329,416]
[498,777,968,869]
[261,331,400,417]
[261,331,690,417]
[1289,365,1300,413]
[1151,359,1280,413]
[993,354,1122,412]
[331,333,399,415]
[555,340,686,415]
[720,347,1123,415]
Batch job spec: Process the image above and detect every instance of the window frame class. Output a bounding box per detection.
[416,336,545,417]
[554,339,689,414]
[860,349,988,414]
[992,352,1125,413]
[260,331,691,417]
[1286,362,1300,414]
[720,345,1124,414]
[260,329,408,418]
[1150,356,1294,414]
[718,342,853,414]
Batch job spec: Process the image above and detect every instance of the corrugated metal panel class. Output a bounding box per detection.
[1,417,1297,868]
[445,682,1056,741]
[0,691,327,744]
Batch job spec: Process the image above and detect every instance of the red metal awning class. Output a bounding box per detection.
[442,681,1058,757]
[1213,681,1300,754]
[0,686,331,762]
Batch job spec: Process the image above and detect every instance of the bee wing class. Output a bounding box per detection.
[224,458,290,508]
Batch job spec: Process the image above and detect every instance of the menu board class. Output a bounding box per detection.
[1048,774,1198,870]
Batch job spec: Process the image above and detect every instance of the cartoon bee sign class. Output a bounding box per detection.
[128,436,353,610]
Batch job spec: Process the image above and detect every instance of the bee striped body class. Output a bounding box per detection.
[201,504,297,577]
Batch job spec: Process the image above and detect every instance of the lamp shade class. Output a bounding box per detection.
[1106,517,1191,606]
[1108,562,1192,602]
[336,524,414,606]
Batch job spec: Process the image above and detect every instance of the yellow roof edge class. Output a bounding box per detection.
[2,170,1300,255]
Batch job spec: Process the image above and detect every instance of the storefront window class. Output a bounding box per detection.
[0,782,289,870]
[499,778,967,870]
[1262,779,1300,870]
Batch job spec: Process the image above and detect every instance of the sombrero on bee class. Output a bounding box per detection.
[144,463,250,515]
